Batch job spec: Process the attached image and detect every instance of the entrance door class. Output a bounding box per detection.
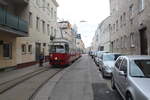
[139,28,148,55]
[35,43,41,61]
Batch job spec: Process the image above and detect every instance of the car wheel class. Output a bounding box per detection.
[126,93,133,100]
[98,65,101,71]
[102,71,105,78]
[99,67,101,71]
[111,77,116,89]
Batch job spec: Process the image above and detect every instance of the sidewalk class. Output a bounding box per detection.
[0,62,50,84]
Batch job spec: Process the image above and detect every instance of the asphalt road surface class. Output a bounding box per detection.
[48,54,122,100]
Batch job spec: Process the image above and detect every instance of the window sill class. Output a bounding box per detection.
[27,52,32,54]
[4,57,12,60]
[22,52,26,55]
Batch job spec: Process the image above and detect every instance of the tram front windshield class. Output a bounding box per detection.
[50,45,65,53]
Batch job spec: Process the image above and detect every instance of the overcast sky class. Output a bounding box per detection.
[57,0,110,48]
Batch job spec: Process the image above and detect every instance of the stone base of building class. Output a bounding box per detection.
[0,61,37,72]
[16,61,38,69]
[0,55,50,72]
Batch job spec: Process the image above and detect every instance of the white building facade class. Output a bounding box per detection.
[0,0,59,69]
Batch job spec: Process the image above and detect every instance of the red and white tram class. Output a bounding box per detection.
[49,39,81,67]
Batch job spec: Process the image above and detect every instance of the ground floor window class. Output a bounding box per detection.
[3,43,12,59]
[28,45,32,53]
[22,44,26,53]
[130,33,135,48]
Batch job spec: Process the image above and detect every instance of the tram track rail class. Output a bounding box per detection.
[0,67,65,100]
[0,67,49,94]
[28,69,64,100]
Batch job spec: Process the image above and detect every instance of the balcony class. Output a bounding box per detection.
[0,8,28,37]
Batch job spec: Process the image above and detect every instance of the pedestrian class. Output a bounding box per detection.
[39,53,44,67]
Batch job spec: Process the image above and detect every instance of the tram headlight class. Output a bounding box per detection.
[54,57,58,60]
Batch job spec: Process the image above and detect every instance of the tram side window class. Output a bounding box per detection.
[65,44,69,53]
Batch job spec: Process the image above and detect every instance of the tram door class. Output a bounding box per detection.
[35,43,41,61]
[65,43,69,53]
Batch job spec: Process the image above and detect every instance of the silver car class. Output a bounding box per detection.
[94,51,107,66]
[111,55,150,100]
[99,53,122,78]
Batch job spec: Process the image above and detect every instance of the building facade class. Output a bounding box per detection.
[91,16,111,52]
[92,0,150,55]
[0,0,59,69]
[56,21,85,53]
[98,16,111,52]
[57,21,76,51]
[91,29,99,51]
[76,35,85,53]
[109,0,150,55]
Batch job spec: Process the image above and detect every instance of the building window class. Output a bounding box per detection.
[51,26,53,35]
[121,37,123,49]
[117,39,119,49]
[47,24,50,35]
[29,12,32,27]
[51,8,53,18]
[36,17,40,30]
[120,16,122,28]
[129,4,134,18]
[116,20,118,31]
[42,20,45,33]
[28,45,32,53]
[119,38,121,49]
[113,24,115,32]
[54,11,56,20]
[54,29,56,35]
[130,19,133,25]
[123,36,125,48]
[22,44,26,53]
[123,12,126,26]
[43,0,45,11]
[3,43,12,59]
[47,3,50,15]
[139,0,145,12]
[109,24,112,32]
[124,36,128,49]
[113,40,115,49]
[130,33,135,48]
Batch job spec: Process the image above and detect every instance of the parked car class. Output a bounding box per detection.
[93,51,98,60]
[111,55,150,100]
[90,51,96,59]
[94,51,108,66]
[93,51,98,62]
[99,53,122,78]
